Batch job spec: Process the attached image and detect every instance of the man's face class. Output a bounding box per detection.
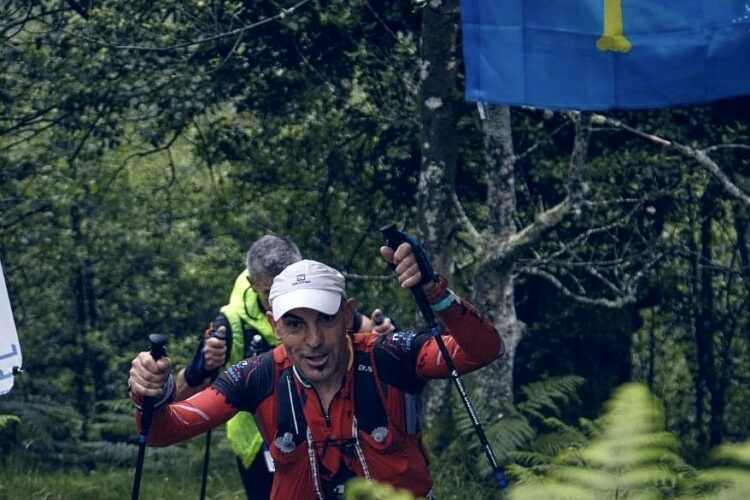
[268,299,354,387]
[249,273,275,312]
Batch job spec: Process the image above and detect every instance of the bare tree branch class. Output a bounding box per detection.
[671,143,750,207]
[450,190,482,246]
[98,129,184,202]
[478,111,592,267]
[521,266,636,308]
[0,105,60,136]
[341,272,393,281]
[0,205,53,230]
[703,144,750,154]
[567,111,592,211]
[485,196,572,266]
[592,113,750,207]
[56,0,314,52]
[514,117,572,162]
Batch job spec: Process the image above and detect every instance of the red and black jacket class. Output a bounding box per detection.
[137,298,503,499]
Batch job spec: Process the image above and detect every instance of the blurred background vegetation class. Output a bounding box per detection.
[1,0,749,498]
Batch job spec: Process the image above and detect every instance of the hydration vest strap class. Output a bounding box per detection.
[353,351,388,434]
[275,353,390,445]
[276,368,307,447]
[404,393,422,435]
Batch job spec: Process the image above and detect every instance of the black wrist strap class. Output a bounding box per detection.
[350,310,363,332]
[184,339,209,387]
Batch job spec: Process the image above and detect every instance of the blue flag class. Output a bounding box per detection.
[460,0,750,110]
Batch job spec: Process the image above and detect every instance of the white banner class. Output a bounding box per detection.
[0,258,22,395]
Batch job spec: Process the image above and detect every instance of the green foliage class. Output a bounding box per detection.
[89,399,138,443]
[0,0,424,427]
[0,0,749,496]
[345,478,418,500]
[0,413,21,460]
[517,376,586,422]
[510,384,700,500]
[695,438,750,500]
[0,439,243,499]
[429,375,586,499]
[0,395,84,453]
[0,413,20,430]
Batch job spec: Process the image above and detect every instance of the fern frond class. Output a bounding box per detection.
[549,465,617,491]
[509,481,600,500]
[94,398,134,413]
[344,478,417,500]
[518,375,585,421]
[505,461,547,484]
[712,440,750,465]
[510,450,553,468]
[486,417,537,460]
[577,417,600,439]
[0,396,83,447]
[584,441,683,468]
[430,375,589,498]
[510,383,696,499]
[533,430,586,458]
[696,438,750,499]
[0,414,21,430]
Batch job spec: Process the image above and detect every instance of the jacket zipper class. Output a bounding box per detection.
[311,385,333,428]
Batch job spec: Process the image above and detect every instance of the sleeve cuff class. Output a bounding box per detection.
[424,274,448,303]
[430,289,460,312]
[424,275,460,312]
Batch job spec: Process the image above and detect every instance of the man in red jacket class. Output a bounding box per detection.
[128,242,504,499]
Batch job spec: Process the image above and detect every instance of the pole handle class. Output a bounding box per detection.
[380,224,437,286]
[140,333,168,436]
[194,317,227,381]
[380,224,437,327]
[148,333,167,361]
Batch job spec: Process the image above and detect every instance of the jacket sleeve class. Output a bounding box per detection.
[414,298,504,379]
[373,297,503,392]
[133,351,275,447]
[134,387,237,447]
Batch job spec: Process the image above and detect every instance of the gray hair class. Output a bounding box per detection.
[246,234,302,279]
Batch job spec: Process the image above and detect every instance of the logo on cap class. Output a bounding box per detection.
[294,274,310,286]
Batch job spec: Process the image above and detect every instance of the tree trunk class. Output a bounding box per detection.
[647,308,656,389]
[474,265,522,404]
[472,104,523,404]
[417,0,458,277]
[734,204,750,301]
[417,0,460,424]
[695,185,723,446]
[70,203,95,418]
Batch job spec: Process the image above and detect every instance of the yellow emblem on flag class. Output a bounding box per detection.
[597,0,632,53]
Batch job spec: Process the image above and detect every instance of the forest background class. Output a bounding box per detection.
[1,1,750,499]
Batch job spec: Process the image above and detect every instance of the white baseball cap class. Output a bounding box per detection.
[269,259,347,320]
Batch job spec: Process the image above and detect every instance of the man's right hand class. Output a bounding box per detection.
[202,325,228,371]
[129,351,172,398]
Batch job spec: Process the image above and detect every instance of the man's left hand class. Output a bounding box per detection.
[370,308,396,335]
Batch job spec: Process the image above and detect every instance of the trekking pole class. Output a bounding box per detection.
[132,333,168,500]
[198,317,227,500]
[199,432,212,500]
[380,224,508,491]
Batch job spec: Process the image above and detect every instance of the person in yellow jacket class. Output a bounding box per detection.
[173,234,394,500]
